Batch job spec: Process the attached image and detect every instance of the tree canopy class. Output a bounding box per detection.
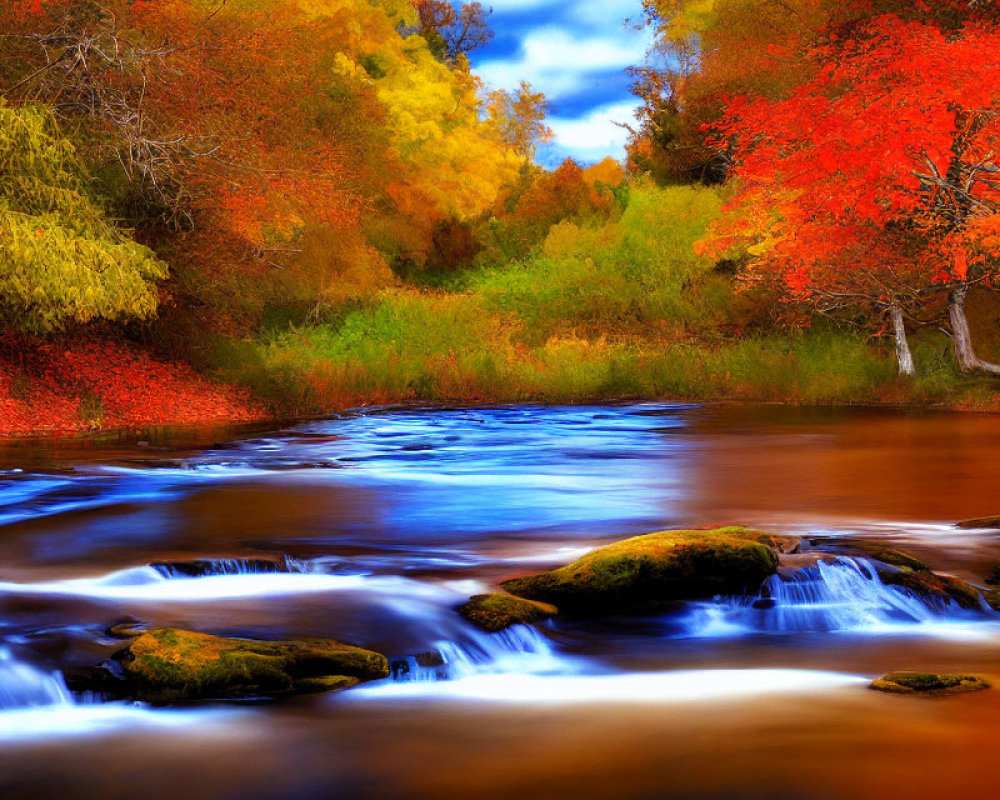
[0,102,165,333]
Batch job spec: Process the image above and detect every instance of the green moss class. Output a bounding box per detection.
[871,672,991,696]
[119,628,389,704]
[858,547,928,572]
[733,530,800,554]
[457,593,557,633]
[499,527,781,613]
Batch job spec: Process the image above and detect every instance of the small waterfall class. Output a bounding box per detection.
[150,558,305,579]
[391,624,566,682]
[0,649,73,711]
[682,557,986,637]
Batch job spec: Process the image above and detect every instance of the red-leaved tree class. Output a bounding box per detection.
[705,16,1000,375]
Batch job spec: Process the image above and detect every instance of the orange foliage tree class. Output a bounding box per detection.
[627,0,1000,185]
[2,0,526,334]
[705,15,1000,375]
[1,0,387,332]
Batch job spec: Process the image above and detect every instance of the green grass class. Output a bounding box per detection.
[209,182,1000,414]
[220,307,978,414]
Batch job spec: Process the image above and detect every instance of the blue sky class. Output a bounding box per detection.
[468,0,653,167]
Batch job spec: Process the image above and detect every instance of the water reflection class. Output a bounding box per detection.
[1,405,1000,799]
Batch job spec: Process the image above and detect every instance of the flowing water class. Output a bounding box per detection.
[2,404,1000,799]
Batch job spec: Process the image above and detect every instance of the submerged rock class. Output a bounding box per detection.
[871,672,991,696]
[105,617,150,639]
[499,527,781,613]
[458,593,557,632]
[956,516,1000,530]
[391,651,448,681]
[414,651,446,668]
[117,627,389,704]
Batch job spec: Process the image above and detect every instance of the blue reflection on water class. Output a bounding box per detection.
[0,405,695,541]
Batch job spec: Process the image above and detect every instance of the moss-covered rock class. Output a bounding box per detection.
[879,569,988,611]
[499,527,780,613]
[857,546,929,572]
[739,531,800,554]
[956,516,1000,530]
[871,672,991,696]
[458,593,557,632]
[118,627,389,704]
[809,538,995,612]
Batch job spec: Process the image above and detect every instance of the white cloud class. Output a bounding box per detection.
[543,100,639,164]
[472,1,651,163]
[476,27,649,96]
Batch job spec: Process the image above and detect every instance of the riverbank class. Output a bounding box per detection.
[3,326,1000,440]
[0,337,264,437]
[218,325,1000,416]
[6,177,1000,438]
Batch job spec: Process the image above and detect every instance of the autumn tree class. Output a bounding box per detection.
[0,102,165,332]
[485,81,553,162]
[504,160,617,244]
[626,0,831,184]
[2,0,523,333]
[626,0,1000,185]
[705,16,1000,375]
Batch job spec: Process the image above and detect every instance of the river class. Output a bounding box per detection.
[1,404,999,799]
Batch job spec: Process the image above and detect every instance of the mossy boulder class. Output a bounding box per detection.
[956,516,1000,530]
[813,539,996,612]
[458,593,557,633]
[118,627,389,704]
[855,546,928,572]
[871,672,991,696]
[880,569,990,611]
[499,527,781,613]
[741,531,800,554]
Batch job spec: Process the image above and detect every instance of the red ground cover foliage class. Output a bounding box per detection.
[0,336,264,435]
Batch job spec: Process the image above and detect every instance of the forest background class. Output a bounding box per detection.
[3,0,1000,433]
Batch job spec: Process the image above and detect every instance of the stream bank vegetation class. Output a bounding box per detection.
[2,0,1000,433]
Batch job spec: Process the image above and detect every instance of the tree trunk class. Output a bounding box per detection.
[949,283,1000,375]
[890,304,915,376]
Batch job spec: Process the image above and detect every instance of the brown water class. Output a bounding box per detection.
[1,404,999,800]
